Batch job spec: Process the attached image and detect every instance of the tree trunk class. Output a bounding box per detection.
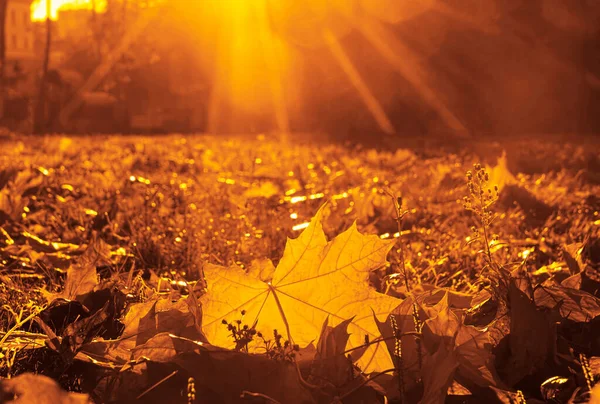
[0,0,8,122]
[33,0,52,134]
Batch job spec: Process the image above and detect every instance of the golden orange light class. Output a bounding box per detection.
[176,0,464,135]
[31,0,96,21]
[193,0,293,133]
[41,0,491,135]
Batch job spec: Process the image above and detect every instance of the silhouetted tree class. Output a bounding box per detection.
[33,0,52,134]
[0,0,7,121]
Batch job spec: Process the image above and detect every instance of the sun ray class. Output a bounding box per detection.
[206,17,227,135]
[254,0,290,137]
[354,16,468,136]
[323,29,395,135]
[46,0,472,136]
[433,1,499,34]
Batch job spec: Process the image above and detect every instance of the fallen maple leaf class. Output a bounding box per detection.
[82,293,208,364]
[501,281,556,385]
[119,294,207,349]
[420,338,458,404]
[311,317,355,387]
[0,373,90,404]
[37,300,112,362]
[377,291,502,399]
[200,204,401,372]
[60,234,112,301]
[421,293,502,392]
[61,263,98,302]
[374,296,424,392]
[534,285,600,322]
[309,317,386,402]
[124,333,315,403]
[563,242,584,274]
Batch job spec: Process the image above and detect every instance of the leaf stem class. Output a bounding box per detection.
[384,189,411,292]
[267,284,294,345]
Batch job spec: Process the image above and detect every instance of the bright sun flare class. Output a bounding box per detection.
[33,0,477,135]
[31,0,97,20]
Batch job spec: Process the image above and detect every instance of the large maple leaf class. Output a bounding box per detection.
[200,205,401,372]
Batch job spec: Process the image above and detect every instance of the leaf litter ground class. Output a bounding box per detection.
[0,134,599,403]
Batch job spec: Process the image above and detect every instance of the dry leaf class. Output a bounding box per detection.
[311,317,354,387]
[534,285,600,322]
[374,297,424,392]
[420,339,458,404]
[61,235,111,301]
[504,281,556,385]
[61,263,98,301]
[422,293,501,395]
[453,321,500,390]
[107,293,207,358]
[0,373,90,404]
[131,332,212,363]
[131,333,315,403]
[563,242,584,275]
[420,295,460,404]
[172,344,316,404]
[59,300,112,359]
[247,258,276,282]
[200,204,400,372]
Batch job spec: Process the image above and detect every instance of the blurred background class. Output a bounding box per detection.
[1,0,599,139]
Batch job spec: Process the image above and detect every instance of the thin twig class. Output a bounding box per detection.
[0,307,45,348]
[136,370,179,400]
[389,315,404,403]
[240,391,282,404]
[383,188,410,291]
[384,189,423,374]
[342,333,422,357]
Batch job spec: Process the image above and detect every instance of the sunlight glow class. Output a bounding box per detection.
[179,0,467,134]
[31,0,98,20]
[292,222,310,231]
[323,29,395,134]
[354,17,468,136]
[290,196,307,204]
[201,0,293,133]
[38,0,486,135]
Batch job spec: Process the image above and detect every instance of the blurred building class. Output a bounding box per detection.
[6,0,35,63]
[3,0,37,126]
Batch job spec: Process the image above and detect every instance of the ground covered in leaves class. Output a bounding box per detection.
[0,133,599,403]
